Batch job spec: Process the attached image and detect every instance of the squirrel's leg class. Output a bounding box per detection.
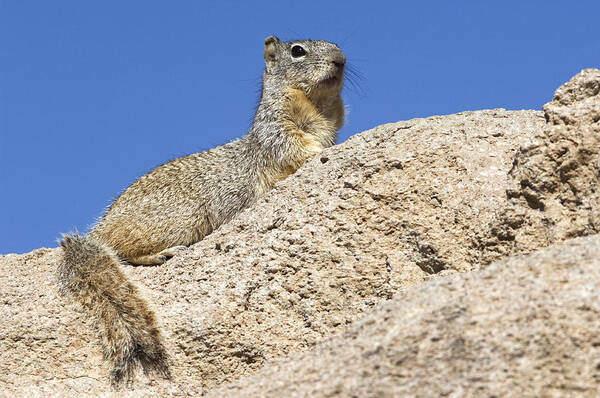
[128,245,187,265]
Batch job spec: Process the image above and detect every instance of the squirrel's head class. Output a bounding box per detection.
[263,36,345,95]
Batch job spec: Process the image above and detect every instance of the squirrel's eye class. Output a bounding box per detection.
[291,45,306,58]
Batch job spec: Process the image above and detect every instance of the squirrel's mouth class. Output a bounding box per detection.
[319,61,345,88]
[320,74,341,88]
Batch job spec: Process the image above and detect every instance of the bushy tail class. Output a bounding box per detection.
[58,233,171,388]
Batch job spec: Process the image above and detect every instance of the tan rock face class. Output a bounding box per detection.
[0,69,598,397]
[482,69,600,263]
[208,234,600,397]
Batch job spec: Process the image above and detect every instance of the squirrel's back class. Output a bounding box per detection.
[92,138,258,260]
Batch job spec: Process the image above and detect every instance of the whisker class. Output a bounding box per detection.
[343,62,367,98]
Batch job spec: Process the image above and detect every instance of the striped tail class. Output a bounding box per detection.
[58,233,171,387]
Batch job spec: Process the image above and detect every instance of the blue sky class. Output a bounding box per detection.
[1,1,599,254]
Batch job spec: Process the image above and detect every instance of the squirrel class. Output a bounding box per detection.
[57,36,345,387]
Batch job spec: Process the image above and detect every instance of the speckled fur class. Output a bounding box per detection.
[58,36,345,387]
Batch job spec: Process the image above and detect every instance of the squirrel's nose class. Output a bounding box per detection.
[331,51,346,69]
[332,57,346,71]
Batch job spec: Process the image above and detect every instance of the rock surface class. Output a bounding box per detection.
[0,69,598,396]
[208,234,600,397]
[482,68,600,263]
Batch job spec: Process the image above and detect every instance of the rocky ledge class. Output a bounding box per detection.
[1,69,598,396]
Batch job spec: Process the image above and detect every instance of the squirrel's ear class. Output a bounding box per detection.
[264,36,280,64]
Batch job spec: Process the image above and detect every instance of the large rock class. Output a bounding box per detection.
[208,233,600,397]
[482,68,600,262]
[0,69,598,396]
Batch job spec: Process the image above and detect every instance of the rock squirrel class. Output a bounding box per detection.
[57,36,346,387]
